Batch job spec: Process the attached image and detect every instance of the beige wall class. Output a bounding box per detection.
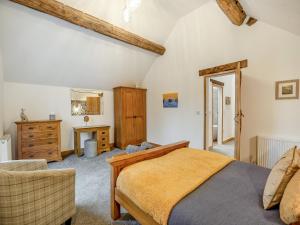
[4,82,114,157]
[143,1,300,162]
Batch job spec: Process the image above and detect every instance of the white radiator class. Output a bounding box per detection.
[257,136,300,168]
[0,135,12,162]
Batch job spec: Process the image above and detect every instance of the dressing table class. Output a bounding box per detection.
[73,125,110,156]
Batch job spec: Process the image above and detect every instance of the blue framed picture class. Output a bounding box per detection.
[163,93,178,108]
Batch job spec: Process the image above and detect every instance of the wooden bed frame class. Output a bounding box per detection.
[106,141,190,225]
[107,141,300,225]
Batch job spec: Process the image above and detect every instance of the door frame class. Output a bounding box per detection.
[211,83,224,148]
[202,60,246,160]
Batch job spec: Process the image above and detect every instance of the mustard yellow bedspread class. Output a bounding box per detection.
[116,148,233,225]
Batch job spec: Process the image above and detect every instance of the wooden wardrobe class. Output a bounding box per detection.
[114,87,147,149]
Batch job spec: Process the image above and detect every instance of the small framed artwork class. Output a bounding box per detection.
[163,93,178,108]
[275,79,299,100]
[225,96,231,105]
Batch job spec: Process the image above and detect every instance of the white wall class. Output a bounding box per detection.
[143,1,300,162]
[4,82,114,157]
[0,51,3,137]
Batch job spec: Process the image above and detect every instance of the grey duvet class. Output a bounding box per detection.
[168,161,284,225]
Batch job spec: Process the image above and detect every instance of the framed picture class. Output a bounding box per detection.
[163,93,178,108]
[275,79,299,100]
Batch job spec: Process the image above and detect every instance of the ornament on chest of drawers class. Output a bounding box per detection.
[20,108,29,122]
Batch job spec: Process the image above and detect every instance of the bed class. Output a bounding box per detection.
[107,141,295,225]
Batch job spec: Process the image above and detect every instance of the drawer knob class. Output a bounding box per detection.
[102,138,105,141]
[29,135,34,138]
[29,155,34,158]
[102,132,105,134]
[48,152,52,155]
[29,144,34,147]
[102,144,105,147]
[48,142,53,145]
[29,127,34,130]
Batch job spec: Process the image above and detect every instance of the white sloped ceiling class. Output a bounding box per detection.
[0,0,209,90]
[0,0,299,90]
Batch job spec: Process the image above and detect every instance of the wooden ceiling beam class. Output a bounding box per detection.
[216,0,247,26]
[199,59,248,76]
[246,17,258,26]
[10,0,166,55]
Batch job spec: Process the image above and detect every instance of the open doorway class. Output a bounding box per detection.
[201,60,246,160]
[208,75,235,157]
[212,82,223,146]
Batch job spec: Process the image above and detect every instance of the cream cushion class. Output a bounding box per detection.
[280,169,300,224]
[263,146,299,209]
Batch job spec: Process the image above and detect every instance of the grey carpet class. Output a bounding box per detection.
[48,149,139,225]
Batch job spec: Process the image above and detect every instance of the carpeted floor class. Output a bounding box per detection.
[48,149,139,225]
[211,140,234,157]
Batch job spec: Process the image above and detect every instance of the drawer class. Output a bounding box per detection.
[41,123,58,131]
[22,124,42,133]
[22,123,59,133]
[99,142,109,149]
[98,129,109,137]
[22,149,58,161]
[99,136,108,143]
[22,131,57,140]
[22,144,58,154]
[22,139,58,148]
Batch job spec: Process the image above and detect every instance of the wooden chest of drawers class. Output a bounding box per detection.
[15,120,62,162]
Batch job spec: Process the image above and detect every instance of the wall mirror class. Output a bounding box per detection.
[71,89,104,116]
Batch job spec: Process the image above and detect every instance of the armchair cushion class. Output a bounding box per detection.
[0,159,48,171]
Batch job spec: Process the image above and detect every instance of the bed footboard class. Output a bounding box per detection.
[106,141,190,220]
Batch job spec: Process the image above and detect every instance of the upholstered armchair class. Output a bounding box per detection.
[0,159,76,225]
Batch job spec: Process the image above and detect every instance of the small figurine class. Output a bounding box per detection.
[84,115,90,126]
[20,108,29,122]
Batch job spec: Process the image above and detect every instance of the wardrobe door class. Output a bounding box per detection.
[134,90,146,144]
[123,89,136,146]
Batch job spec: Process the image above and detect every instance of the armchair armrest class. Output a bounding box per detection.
[0,168,76,225]
[0,159,48,171]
